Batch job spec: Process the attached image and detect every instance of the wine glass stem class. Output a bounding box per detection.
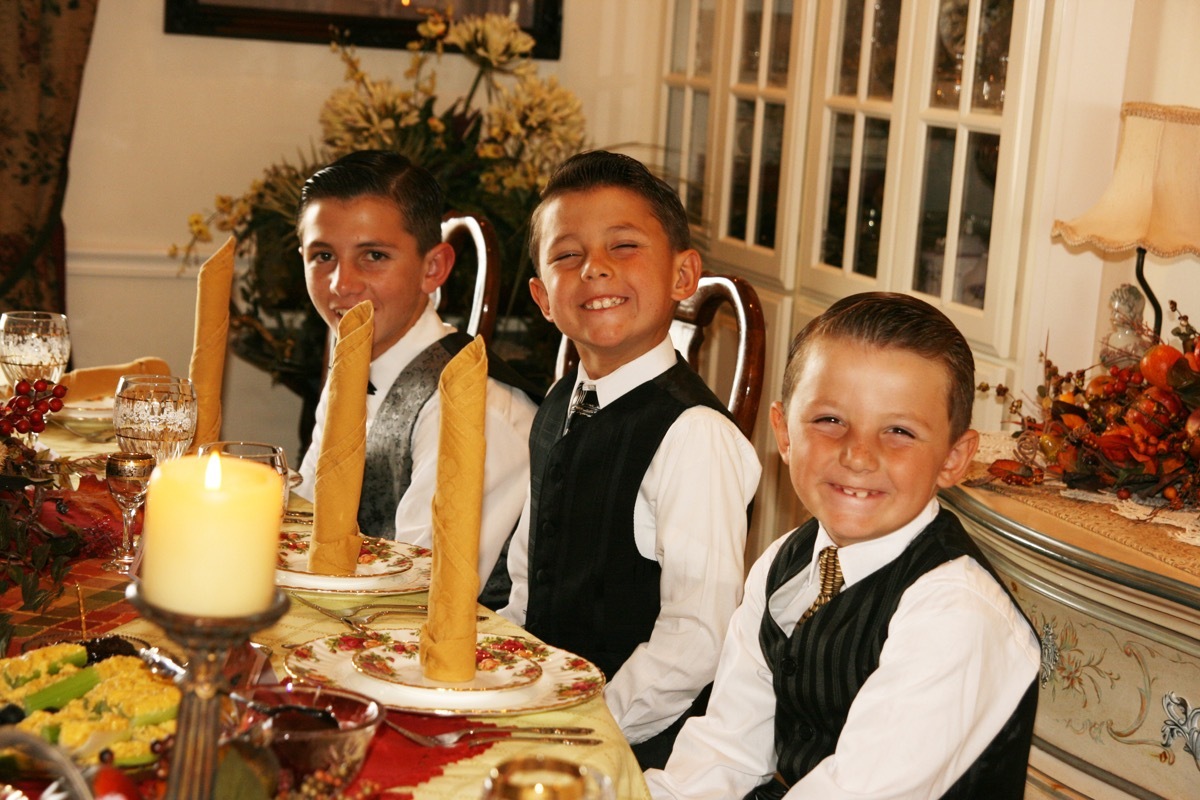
[121,507,137,556]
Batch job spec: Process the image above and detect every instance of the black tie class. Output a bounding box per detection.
[564,381,599,435]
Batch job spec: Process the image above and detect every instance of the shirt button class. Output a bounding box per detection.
[781,657,797,675]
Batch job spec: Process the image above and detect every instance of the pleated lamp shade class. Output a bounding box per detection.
[1051,102,1200,258]
[1051,102,1200,336]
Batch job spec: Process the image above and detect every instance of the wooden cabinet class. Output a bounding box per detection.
[941,482,1200,800]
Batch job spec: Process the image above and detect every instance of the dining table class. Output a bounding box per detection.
[1,423,654,799]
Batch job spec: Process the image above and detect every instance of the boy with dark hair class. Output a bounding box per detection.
[646,292,1040,799]
[499,150,762,768]
[294,150,538,597]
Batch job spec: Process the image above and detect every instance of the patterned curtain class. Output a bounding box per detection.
[0,0,100,313]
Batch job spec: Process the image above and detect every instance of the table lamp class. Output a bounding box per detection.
[1051,102,1200,338]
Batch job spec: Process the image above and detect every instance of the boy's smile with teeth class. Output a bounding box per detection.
[584,296,627,310]
[770,337,977,548]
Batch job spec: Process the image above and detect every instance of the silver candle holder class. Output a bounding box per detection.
[126,581,288,800]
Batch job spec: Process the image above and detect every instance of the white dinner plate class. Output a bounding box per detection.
[276,530,431,594]
[284,629,605,717]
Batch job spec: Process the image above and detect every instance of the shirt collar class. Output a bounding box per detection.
[813,498,941,589]
[368,301,452,393]
[575,336,677,407]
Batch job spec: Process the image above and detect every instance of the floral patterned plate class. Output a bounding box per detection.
[284,629,606,716]
[352,640,543,693]
[275,530,431,594]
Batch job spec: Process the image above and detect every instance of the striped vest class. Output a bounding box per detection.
[759,510,1037,798]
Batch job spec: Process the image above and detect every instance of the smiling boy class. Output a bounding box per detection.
[498,151,761,768]
[646,292,1040,799]
[294,150,538,598]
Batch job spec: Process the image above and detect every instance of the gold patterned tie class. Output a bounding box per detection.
[797,546,844,628]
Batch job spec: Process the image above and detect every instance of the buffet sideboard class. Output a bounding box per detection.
[941,478,1200,800]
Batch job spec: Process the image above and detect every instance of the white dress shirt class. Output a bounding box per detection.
[297,303,539,585]
[644,498,1041,799]
[499,337,762,744]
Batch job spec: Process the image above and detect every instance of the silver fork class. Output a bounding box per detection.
[385,719,599,747]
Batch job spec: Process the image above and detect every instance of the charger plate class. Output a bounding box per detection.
[276,530,431,594]
[283,629,605,717]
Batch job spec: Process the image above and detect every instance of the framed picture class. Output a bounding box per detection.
[164,0,562,60]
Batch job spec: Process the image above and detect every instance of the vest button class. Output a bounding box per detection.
[536,569,550,582]
[797,723,814,740]
[781,657,797,675]
[549,464,564,481]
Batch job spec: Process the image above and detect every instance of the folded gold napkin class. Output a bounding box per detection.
[187,236,235,452]
[420,335,487,682]
[60,357,172,400]
[308,301,372,575]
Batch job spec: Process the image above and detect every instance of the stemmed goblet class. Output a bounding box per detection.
[0,311,70,386]
[112,375,198,463]
[196,441,290,510]
[103,452,156,574]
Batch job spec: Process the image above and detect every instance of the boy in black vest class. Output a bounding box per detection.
[294,150,539,598]
[498,151,762,768]
[646,292,1039,798]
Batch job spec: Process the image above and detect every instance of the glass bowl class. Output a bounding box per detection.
[233,683,383,797]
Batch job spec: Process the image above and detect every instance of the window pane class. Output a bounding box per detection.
[867,0,902,99]
[972,0,1013,112]
[740,0,764,84]
[836,1,864,97]
[954,132,999,308]
[821,112,855,267]
[853,117,889,278]
[665,88,685,192]
[696,0,716,77]
[767,0,793,87]
[727,99,756,240]
[687,91,710,225]
[755,103,785,248]
[913,127,956,296]
[931,0,968,108]
[670,0,693,74]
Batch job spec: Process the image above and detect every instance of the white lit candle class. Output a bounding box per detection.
[141,453,283,617]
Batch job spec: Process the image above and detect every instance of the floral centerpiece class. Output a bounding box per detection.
[980,301,1200,510]
[173,9,587,446]
[0,379,114,654]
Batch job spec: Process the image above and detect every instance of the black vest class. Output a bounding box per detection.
[523,357,732,679]
[357,331,540,538]
[760,510,1037,798]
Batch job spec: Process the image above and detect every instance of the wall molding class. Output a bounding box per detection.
[67,249,202,279]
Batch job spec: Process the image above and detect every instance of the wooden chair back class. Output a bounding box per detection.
[555,271,767,439]
[437,211,501,344]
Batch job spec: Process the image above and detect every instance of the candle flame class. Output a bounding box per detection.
[204,452,222,490]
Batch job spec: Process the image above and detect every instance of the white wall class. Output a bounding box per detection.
[62,1,667,465]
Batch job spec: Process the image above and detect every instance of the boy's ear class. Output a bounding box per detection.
[769,400,791,465]
[529,277,554,322]
[420,241,455,294]
[936,429,980,488]
[670,249,703,302]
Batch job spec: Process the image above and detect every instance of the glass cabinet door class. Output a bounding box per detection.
[663,0,717,225]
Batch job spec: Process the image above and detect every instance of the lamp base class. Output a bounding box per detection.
[126,582,289,800]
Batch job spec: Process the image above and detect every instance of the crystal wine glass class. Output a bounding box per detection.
[0,311,70,387]
[112,375,198,463]
[197,441,290,510]
[103,452,156,574]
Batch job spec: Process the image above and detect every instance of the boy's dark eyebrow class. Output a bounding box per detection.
[544,223,649,250]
